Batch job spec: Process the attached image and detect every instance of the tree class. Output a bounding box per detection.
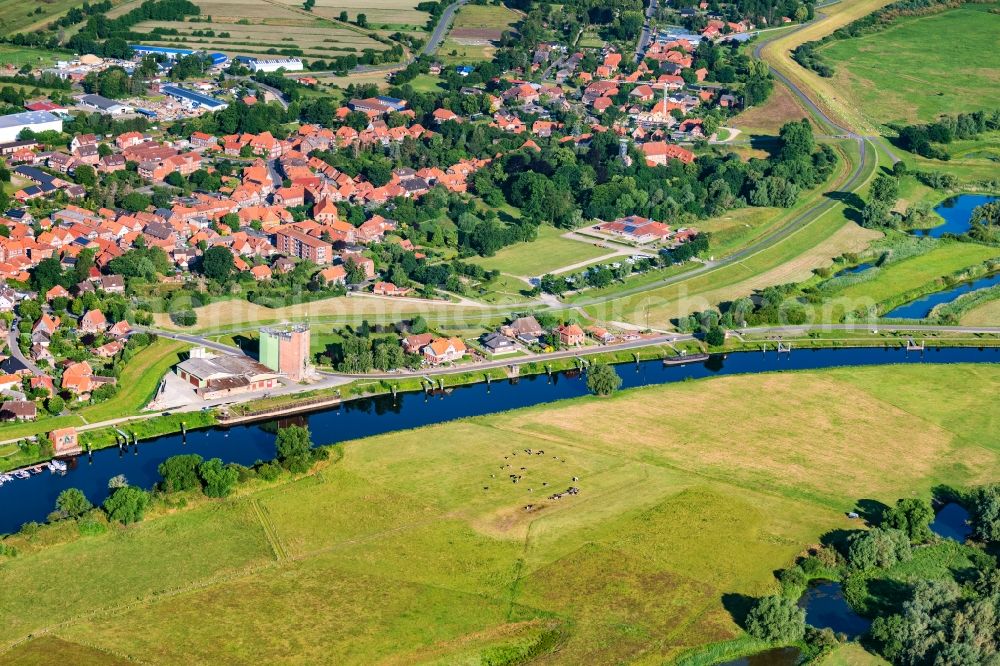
[202,246,235,281]
[847,527,912,570]
[356,12,368,26]
[338,9,348,20]
[275,425,314,473]
[705,325,726,347]
[971,484,1000,544]
[31,256,64,293]
[409,315,428,334]
[103,486,150,524]
[882,498,934,542]
[586,363,622,396]
[120,192,151,212]
[55,488,92,519]
[869,174,899,205]
[198,458,239,498]
[861,200,893,229]
[745,595,806,642]
[220,212,241,232]
[74,164,96,187]
[158,453,204,492]
[45,395,64,415]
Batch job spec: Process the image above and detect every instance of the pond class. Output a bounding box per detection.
[798,581,871,639]
[930,502,972,542]
[831,262,875,278]
[883,271,1000,319]
[718,646,802,666]
[0,346,997,535]
[910,194,998,238]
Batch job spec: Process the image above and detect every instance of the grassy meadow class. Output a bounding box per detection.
[469,225,610,277]
[0,363,997,663]
[819,4,1000,126]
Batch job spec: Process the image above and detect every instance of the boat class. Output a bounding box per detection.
[12,469,29,479]
[0,473,13,482]
[662,352,710,366]
[48,460,67,472]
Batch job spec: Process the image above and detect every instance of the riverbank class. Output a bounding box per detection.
[3,330,999,474]
[0,362,995,663]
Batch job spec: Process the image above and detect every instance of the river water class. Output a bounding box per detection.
[0,346,997,535]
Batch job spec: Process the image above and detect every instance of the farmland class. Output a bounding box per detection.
[0,0,88,36]
[818,4,1000,126]
[439,4,520,63]
[120,0,435,63]
[130,15,390,62]
[0,364,995,663]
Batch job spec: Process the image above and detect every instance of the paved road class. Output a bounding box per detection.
[323,322,1000,380]
[421,0,471,57]
[139,327,246,356]
[634,0,658,62]
[7,320,42,376]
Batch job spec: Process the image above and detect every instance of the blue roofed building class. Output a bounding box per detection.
[131,44,195,59]
[160,85,229,111]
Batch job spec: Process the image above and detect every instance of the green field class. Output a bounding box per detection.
[469,225,611,277]
[820,4,1000,125]
[961,296,1000,325]
[0,45,61,68]
[0,363,997,662]
[831,241,1000,315]
[0,0,86,36]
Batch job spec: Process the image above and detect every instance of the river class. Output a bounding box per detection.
[0,346,997,535]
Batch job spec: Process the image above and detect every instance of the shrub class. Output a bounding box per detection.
[170,309,197,326]
[846,527,912,570]
[745,595,806,642]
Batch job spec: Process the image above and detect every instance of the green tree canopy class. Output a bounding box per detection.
[103,486,151,524]
[198,458,239,498]
[202,246,235,282]
[745,595,806,642]
[847,527,912,571]
[56,488,93,519]
[586,363,622,396]
[882,498,934,542]
[275,425,314,473]
[158,453,204,493]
